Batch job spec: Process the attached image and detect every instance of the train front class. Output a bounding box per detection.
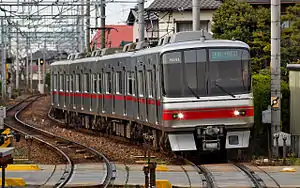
[161,40,254,154]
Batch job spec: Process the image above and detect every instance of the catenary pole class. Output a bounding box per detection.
[16,21,19,90]
[1,17,6,102]
[271,0,281,157]
[100,0,106,49]
[138,0,145,42]
[192,0,201,31]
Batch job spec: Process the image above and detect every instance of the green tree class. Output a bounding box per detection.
[250,7,271,73]
[212,0,272,73]
[281,4,300,66]
[212,0,256,43]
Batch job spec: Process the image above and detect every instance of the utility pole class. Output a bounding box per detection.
[38,58,41,94]
[76,5,81,52]
[16,21,19,90]
[86,0,91,52]
[271,0,281,158]
[192,0,201,31]
[26,37,29,90]
[81,0,85,53]
[43,41,46,85]
[138,0,145,42]
[30,46,33,94]
[100,0,106,49]
[1,17,6,102]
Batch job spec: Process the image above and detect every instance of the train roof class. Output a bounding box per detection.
[51,31,250,67]
[160,39,250,54]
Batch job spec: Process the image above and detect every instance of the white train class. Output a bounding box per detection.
[50,30,254,156]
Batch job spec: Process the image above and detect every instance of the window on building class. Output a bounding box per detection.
[176,21,209,32]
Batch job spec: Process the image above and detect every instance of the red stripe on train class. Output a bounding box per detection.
[162,106,254,120]
[53,91,161,106]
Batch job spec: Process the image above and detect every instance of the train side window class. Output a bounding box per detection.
[53,74,57,91]
[59,74,64,91]
[75,74,79,92]
[98,73,102,93]
[84,73,90,93]
[128,72,135,95]
[70,75,73,92]
[116,72,122,94]
[66,75,69,92]
[105,72,111,93]
[138,71,144,97]
[92,74,97,93]
[146,71,153,98]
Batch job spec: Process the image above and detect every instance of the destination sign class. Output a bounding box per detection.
[209,49,241,61]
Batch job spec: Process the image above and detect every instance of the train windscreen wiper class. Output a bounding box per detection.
[214,82,236,98]
[187,85,200,99]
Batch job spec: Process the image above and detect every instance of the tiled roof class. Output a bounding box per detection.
[147,0,300,11]
[90,25,133,49]
[246,0,300,3]
[126,8,159,26]
[147,0,222,11]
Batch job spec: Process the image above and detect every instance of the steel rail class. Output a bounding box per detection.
[5,95,73,188]
[47,106,116,187]
[182,158,217,188]
[234,163,267,188]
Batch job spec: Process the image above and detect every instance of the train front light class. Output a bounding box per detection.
[234,110,246,116]
[172,112,184,119]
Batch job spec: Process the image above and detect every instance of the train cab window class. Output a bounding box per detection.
[105,72,111,93]
[138,71,144,96]
[98,73,102,93]
[116,72,122,94]
[146,71,153,98]
[92,74,97,93]
[84,73,90,93]
[128,72,135,95]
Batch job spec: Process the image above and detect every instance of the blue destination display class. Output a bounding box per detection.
[209,49,240,61]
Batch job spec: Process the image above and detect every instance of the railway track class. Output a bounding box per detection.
[4,95,115,187]
[184,157,281,188]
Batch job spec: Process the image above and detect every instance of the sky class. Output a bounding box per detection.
[0,0,155,55]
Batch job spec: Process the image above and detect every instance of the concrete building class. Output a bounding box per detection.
[287,64,300,157]
[126,0,300,42]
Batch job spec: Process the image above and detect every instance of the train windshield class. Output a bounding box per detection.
[161,48,251,98]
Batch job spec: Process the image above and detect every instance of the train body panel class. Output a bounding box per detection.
[50,31,254,154]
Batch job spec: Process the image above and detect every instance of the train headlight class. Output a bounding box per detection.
[234,110,240,116]
[234,110,246,116]
[172,113,184,119]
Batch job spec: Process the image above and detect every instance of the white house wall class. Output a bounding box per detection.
[159,10,215,37]
[133,20,159,42]
[132,10,216,40]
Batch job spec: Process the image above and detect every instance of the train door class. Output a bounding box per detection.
[103,68,112,114]
[126,69,135,118]
[136,57,146,121]
[98,71,103,113]
[154,55,162,125]
[113,63,125,116]
[145,57,155,124]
